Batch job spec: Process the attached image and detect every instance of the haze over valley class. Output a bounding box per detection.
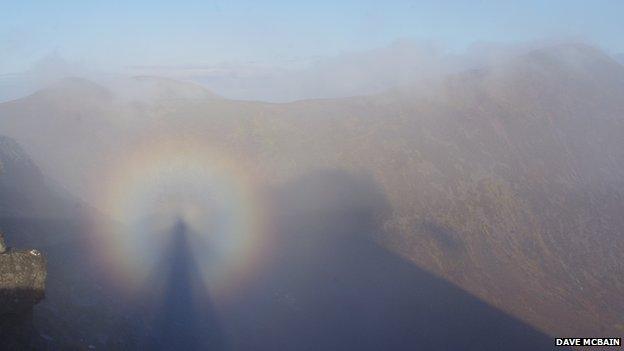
[1,1,624,349]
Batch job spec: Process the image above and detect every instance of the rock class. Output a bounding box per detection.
[0,232,46,349]
[0,232,6,253]
[0,248,46,315]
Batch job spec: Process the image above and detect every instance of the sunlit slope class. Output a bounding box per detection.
[1,43,623,337]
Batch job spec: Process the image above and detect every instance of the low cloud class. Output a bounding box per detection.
[126,39,606,102]
[133,40,459,102]
[0,39,614,103]
[0,53,98,103]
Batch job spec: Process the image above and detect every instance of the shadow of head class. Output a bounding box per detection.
[273,169,390,244]
[231,168,562,351]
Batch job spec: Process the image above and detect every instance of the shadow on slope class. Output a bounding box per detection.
[0,215,133,349]
[1,168,563,350]
[222,169,559,350]
[120,169,561,350]
[132,220,225,350]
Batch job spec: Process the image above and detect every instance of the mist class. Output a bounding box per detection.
[1,23,624,351]
[7,39,623,104]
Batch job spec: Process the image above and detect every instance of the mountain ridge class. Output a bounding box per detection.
[0,42,622,338]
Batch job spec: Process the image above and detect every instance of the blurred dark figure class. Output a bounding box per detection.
[124,170,560,350]
[221,169,559,351]
[137,219,225,350]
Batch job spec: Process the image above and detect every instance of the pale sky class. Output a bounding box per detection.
[2,0,623,75]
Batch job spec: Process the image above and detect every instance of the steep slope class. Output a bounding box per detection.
[0,77,223,198]
[0,136,131,348]
[0,135,78,218]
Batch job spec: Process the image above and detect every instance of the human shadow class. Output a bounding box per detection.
[115,168,562,350]
[220,169,560,351]
[133,219,225,351]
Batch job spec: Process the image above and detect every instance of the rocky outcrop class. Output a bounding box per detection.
[0,232,46,349]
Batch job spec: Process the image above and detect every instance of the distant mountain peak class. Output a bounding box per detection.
[115,75,221,102]
[520,43,617,69]
[31,77,113,103]
[445,43,624,103]
[14,75,221,107]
